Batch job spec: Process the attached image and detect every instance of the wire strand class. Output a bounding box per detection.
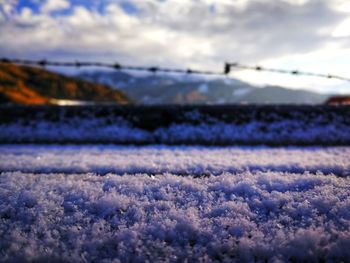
[226,62,350,82]
[1,58,349,83]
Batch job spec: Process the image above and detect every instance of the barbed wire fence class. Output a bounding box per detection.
[1,57,349,82]
[225,63,350,82]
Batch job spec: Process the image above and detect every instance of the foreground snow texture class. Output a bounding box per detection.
[1,146,350,262]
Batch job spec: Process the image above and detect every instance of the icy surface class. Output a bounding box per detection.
[1,145,350,176]
[1,110,349,145]
[0,146,350,262]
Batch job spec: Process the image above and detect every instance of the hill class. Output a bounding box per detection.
[0,63,130,105]
[78,70,329,104]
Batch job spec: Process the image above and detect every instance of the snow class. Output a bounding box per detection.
[49,99,97,106]
[0,145,350,262]
[0,145,349,176]
[1,106,349,145]
[198,83,209,93]
[232,88,251,97]
[1,117,349,145]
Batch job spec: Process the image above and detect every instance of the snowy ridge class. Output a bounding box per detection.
[0,105,349,145]
[2,119,350,145]
[1,170,349,262]
[1,145,349,177]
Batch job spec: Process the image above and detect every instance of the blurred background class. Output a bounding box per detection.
[1,0,350,105]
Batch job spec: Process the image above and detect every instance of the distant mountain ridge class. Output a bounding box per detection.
[0,63,130,105]
[77,70,329,104]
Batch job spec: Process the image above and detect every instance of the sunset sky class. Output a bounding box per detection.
[1,0,350,93]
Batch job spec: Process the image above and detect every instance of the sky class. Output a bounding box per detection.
[0,0,350,94]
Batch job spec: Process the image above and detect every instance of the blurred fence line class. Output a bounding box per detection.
[1,57,349,82]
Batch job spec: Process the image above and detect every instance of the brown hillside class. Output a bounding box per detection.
[325,96,350,105]
[0,62,130,105]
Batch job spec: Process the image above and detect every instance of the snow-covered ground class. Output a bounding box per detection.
[1,145,350,176]
[1,119,350,145]
[1,105,350,145]
[1,145,350,262]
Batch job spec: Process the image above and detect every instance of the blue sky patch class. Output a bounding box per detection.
[119,1,138,15]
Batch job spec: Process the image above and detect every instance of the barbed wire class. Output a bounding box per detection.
[1,57,349,82]
[0,58,222,76]
[225,63,350,82]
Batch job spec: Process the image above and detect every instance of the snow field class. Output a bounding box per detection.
[0,145,349,262]
[1,145,349,176]
[1,118,350,145]
[0,171,350,262]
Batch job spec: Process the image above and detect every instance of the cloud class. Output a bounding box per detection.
[41,0,70,13]
[0,0,17,17]
[0,0,349,90]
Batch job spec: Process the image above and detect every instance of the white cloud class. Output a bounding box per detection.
[41,0,70,14]
[332,18,350,37]
[0,0,17,17]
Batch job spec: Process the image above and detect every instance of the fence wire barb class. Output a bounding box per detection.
[1,58,349,82]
